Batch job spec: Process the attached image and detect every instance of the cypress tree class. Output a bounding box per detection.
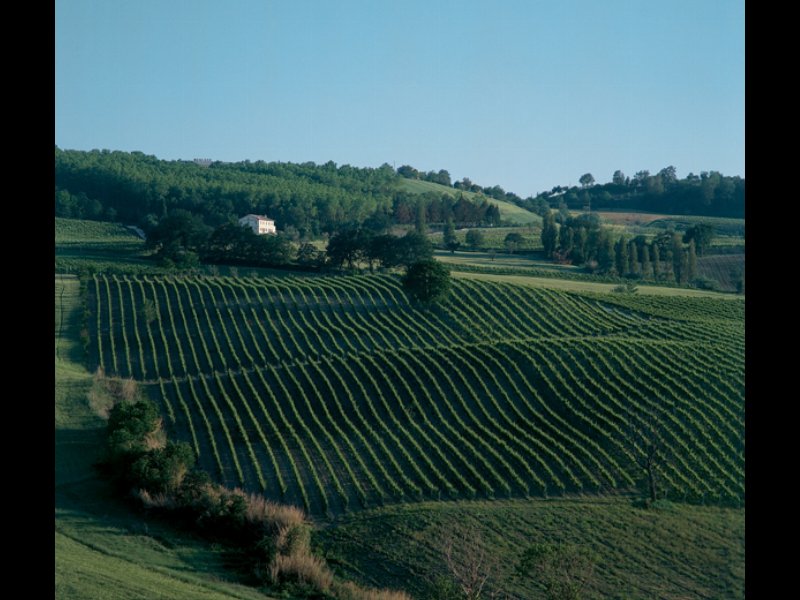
[615,236,628,276]
[628,240,639,275]
[640,244,651,280]
[651,242,660,280]
[687,239,697,282]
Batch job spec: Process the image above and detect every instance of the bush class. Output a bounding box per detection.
[334,580,413,600]
[611,281,638,294]
[692,276,718,291]
[402,260,452,304]
[130,441,195,493]
[269,552,333,592]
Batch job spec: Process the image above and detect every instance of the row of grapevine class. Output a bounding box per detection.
[88,273,745,513]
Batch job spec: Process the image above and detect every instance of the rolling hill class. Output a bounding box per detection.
[88,271,744,517]
[398,177,542,226]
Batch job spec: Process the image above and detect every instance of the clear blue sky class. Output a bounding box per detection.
[56,0,744,198]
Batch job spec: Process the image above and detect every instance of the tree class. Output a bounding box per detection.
[396,230,434,267]
[443,218,460,253]
[632,170,650,187]
[650,242,660,280]
[687,240,697,282]
[541,210,558,258]
[465,229,485,251]
[326,228,368,270]
[441,527,499,600]
[683,224,714,256]
[504,232,525,254]
[296,242,321,266]
[146,209,211,266]
[614,236,628,276]
[401,260,451,304]
[397,164,419,179]
[659,165,677,185]
[596,232,614,273]
[415,199,427,234]
[627,240,639,276]
[516,543,597,600]
[626,413,672,505]
[640,243,651,280]
[579,173,595,188]
[671,233,684,283]
[612,170,626,186]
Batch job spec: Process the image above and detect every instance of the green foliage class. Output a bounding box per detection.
[504,232,525,253]
[527,169,744,218]
[425,577,463,600]
[131,441,196,493]
[402,260,452,304]
[541,210,558,257]
[465,229,485,250]
[612,281,639,294]
[683,223,715,256]
[443,219,460,253]
[614,236,628,276]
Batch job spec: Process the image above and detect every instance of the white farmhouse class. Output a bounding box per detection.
[238,214,276,235]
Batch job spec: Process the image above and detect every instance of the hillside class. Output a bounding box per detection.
[88,272,744,516]
[398,178,541,226]
[56,274,279,600]
[55,149,533,238]
[316,497,744,599]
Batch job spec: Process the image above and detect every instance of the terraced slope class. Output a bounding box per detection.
[89,273,744,515]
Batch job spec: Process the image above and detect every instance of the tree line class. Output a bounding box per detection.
[541,210,716,285]
[529,167,744,218]
[398,163,744,219]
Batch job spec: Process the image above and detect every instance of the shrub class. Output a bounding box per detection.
[692,276,718,291]
[269,552,333,592]
[333,580,413,600]
[611,281,638,294]
[129,441,195,494]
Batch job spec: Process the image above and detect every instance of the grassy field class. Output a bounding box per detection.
[55,274,278,599]
[434,249,743,297]
[429,226,544,251]
[452,270,741,297]
[55,217,159,274]
[316,497,744,599]
[398,178,541,226]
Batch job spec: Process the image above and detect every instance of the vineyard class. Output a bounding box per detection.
[89,273,744,515]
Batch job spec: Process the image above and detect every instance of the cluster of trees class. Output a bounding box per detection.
[145,210,293,269]
[326,229,434,272]
[398,162,744,219]
[396,165,452,186]
[397,164,527,211]
[527,167,744,218]
[392,192,500,228]
[542,210,713,284]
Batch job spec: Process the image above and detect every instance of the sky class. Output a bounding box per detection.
[56,0,744,198]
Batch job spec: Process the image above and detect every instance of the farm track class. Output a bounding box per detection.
[90,273,745,515]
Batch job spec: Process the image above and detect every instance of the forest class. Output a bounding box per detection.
[54,148,500,238]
